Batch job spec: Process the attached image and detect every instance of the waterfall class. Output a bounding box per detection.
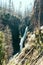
[19,26,28,51]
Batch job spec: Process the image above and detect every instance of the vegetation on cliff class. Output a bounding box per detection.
[0,31,5,65]
[7,26,43,65]
[0,0,43,65]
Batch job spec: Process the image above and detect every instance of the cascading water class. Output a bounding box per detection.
[19,26,28,51]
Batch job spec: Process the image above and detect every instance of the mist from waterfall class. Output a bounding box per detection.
[0,0,35,15]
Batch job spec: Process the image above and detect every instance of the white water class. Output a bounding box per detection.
[19,26,28,51]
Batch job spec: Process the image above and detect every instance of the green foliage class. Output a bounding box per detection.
[0,31,5,65]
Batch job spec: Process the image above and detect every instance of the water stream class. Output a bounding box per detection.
[19,26,28,51]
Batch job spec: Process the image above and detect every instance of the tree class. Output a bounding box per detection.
[4,25,13,60]
[0,31,5,65]
[33,0,43,29]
